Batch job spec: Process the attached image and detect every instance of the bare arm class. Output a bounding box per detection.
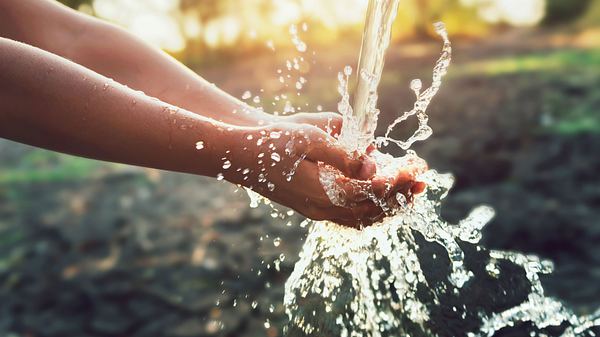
[0,37,234,177]
[0,37,390,226]
[0,0,275,126]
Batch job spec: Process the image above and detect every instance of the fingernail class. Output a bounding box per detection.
[366,144,377,154]
[358,156,377,180]
[411,181,426,195]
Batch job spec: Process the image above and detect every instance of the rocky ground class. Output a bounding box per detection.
[0,28,599,336]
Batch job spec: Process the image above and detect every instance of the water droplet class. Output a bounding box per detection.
[216,173,224,181]
[410,79,422,95]
[271,153,281,162]
[344,65,352,76]
[295,42,307,52]
[242,91,252,100]
[267,182,275,191]
[222,160,232,169]
[284,101,295,113]
[266,40,275,50]
[195,141,204,150]
[273,237,281,247]
[270,131,281,139]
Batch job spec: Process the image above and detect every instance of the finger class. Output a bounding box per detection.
[350,200,386,225]
[411,181,426,195]
[283,158,338,207]
[302,128,364,179]
[315,113,343,137]
[290,112,343,137]
[358,154,377,180]
[330,175,371,204]
[326,201,385,228]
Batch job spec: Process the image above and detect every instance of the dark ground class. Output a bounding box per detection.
[0,27,599,336]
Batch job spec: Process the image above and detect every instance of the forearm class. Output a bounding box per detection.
[62,20,275,127]
[0,37,241,178]
[0,0,275,126]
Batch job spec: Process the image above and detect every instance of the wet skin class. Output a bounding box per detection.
[0,0,426,227]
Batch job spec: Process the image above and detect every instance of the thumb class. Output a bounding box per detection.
[301,127,365,179]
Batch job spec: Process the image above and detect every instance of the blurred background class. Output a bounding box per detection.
[0,0,599,336]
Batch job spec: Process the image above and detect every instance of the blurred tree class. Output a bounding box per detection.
[577,0,600,27]
[393,0,488,39]
[543,0,592,25]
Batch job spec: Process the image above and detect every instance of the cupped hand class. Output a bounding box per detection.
[223,121,383,226]
[222,119,427,227]
[322,152,428,226]
[279,113,428,224]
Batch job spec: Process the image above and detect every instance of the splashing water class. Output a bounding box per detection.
[287,169,600,336]
[282,1,600,336]
[376,22,450,150]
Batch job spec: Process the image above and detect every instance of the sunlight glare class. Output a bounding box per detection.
[183,9,203,40]
[93,0,185,52]
[467,0,546,26]
[271,0,302,26]
[203,16,242,48]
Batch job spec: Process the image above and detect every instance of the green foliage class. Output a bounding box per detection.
[578,0,600,27]
[450,48,600,135]
[0,150,105,184]
[542,71,600,135]
[543,0,592,25]
[452,49,600,76]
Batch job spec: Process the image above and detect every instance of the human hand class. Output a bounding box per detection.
[279,112,428,222]
[278,112,343,137]
[319,150,427,225]
[221,121,383,226]
[220,119,426,227]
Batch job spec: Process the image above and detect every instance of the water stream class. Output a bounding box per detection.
[282,1,600,336]
[337,0,401,154]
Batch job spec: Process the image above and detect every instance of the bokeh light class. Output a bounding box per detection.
[86,0,554,53]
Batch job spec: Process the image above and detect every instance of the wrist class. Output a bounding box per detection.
[213,126,259,186]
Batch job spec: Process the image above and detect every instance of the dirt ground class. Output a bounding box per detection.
[0,28,599,336]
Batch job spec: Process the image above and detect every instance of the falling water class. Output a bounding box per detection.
[282,1,600,336]
[337,0,401,154]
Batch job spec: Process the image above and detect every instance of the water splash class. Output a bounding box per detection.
[283,7,599,337]
[285,170,600,337]
[376,22,450,150]
[225,7,599,337]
